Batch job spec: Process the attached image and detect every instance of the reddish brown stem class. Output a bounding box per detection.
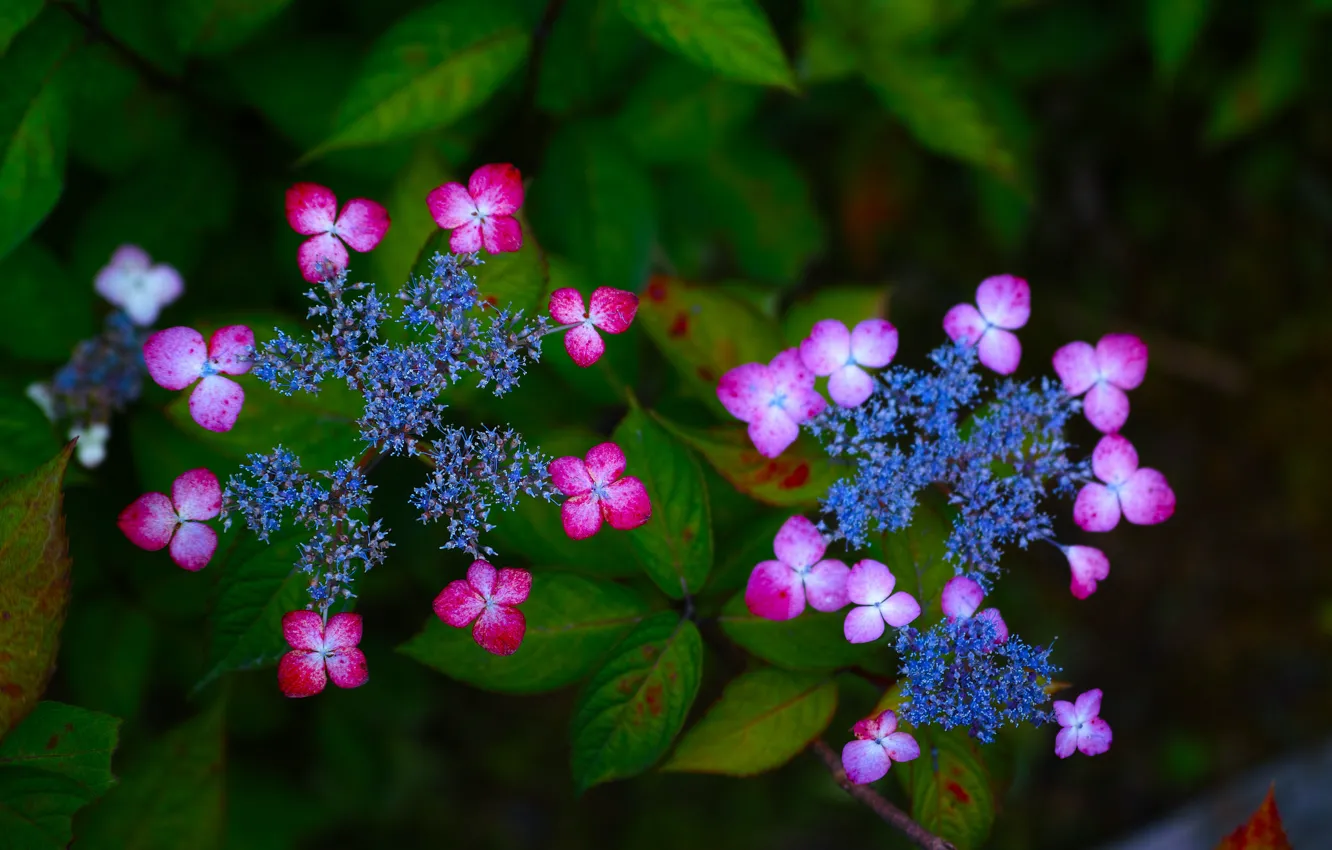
[810,740,957,850]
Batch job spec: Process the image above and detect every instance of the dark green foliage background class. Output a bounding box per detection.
[2,0,1332,847]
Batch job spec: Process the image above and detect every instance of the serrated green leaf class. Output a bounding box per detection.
[0,0,42,57]
[168,0,295,55]
[612,407,712,598]
[537,0,647,114]
[618,0,795,89]
[782,285,889,347]
[615,58,762,164]
[0,702,120,848]
[1146,0,1210,81]
[570,613,702,792]
[718,592,890,672]
[898,725,996,850]
[0,442,73,738]
[401,572,651,694]
[59,596,156,721]
[662,667,837,775]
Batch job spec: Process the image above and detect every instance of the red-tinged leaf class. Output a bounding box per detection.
[897,725,996,850]
[1215,785,1293,850]
[0,442,73,738]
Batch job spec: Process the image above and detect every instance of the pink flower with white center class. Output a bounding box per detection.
[94,245,182,326]
[426,163,523,255]
[143,325,254,433]
[433,560,532,656]
[744,515,849,621]
[1073,433,1176,532]
[1053,688,1112,758]
[547,286,639,367]
[942,274,1031,375]
[1052,334,1148,434]
[277,611,369,698]
[285,183,390,284]
[843,559,921,643]
[717,349,827,459]
[116,468,221,571]
[841,709,921,784]
[1061,544,1110,599]
[941,575,1009,645]
[548,442,651,540]
[799,318,899,408]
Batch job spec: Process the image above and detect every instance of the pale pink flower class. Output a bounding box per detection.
[717,349,827,459]
[841,709,920,784]
[1073,434,1175,532]
[1054,688,1112,758]
[116,468,221,571]
[94,245,182,326]
[941,575,1009,645]
[798,318,898,407]
[286,183,390,283]
[278,611,369,698]
[942,275,1030,375]
[1052,334,1148,433]
[744,515,849,621]
[547,286,638,367]
[1061,545,1110,599]
[143,325,253,432]
[842,559,920,643]
[426,163,524,254]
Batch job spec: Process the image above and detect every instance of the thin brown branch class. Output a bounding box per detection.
[810,739,957,850]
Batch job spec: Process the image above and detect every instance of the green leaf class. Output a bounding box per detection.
[569,613,702,792]
[75,701,226,850]
[59,597,156,721]
[718,592,889,672]
[707,510,790,598]
[615,58,762,164]
[223,34,357,149]
[67,45,186,177]
[371,144,456,293]
[782,284,889,346]
[878,488,958,618]
[400,572,651,694]
[898,725,996,850]
[303,0,530,160]
[1146,0,1210,81]
[0,702,120,847]
[0,442,72,738]
[1205,11,1307,143]
[168,0,296,55]
[0,241,93,362]
[612,407,713,598]
[0,0,42,56]
[617,0,795,89]
[0,380,63,481]
[662,667,837,775]
[537,0,647,115]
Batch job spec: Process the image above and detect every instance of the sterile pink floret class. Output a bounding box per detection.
[1073,433,1176,532]
[1062,544,1110,599]
[841,709,920,784]
[940,575,1009,645]
[745,515,849,621]
[143,325,254,432]
[548,442,651,540]
[117,467,222,571]
[843,559,921,643]
[427,163,524,255]
[94,245,183,326]
[942,274,1031,374]
[1054,688,1113,758]
[548,286,639,367]
[799,318,898,408]
[433,560,532,656]
[1052,334,1148,433]
[278,611,369,698]
[286,183,390,283]
[717,349,827,458]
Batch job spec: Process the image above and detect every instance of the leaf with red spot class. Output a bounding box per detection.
[569,613,702,793]
[897,725,996,850]
[1215,785,1293,850]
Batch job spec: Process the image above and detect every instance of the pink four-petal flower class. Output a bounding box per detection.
[1073,434,1176,532]
[548,286,639,367]
[433,560,532,656]
[843,559,921,643]
[1052,334,1148,433]
[1061,544,1110,599]
[1053,688,1113,758]
[940,575,1009,644]
[116,468,221,571]
[717,349,828,459]
[94,245,183,326]
[548,442,651,540]
[841,709,921,784]
[278,611,369,698]
[143,325,254,432]
[286,183,390,283]
[799,318,899,408]
[942,275,1030,375]
[745,515,849,621]
[427,163,524,255]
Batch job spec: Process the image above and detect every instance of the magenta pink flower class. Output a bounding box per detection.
[433,560,532,656]
[278,611,369,698]
[843,559,920,643]
[427,163,523,255]
[143,325,254,432]
[94,245,182,326]
[1062,544,1110,599]
[1052,334,1148,433]
[116,468,221,571]
[744,515,849,621]
[941,575,1009,644]
[1073,434,1176,532]
[942,274,1030,375]
[1054,688,1112,758]
[841,709,920,784]
[799,318,898,408]
[717,349,827,459]
[285,183,390,283]
[548,286,639,367]
[548,442,651,540]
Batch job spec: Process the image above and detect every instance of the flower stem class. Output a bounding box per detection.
[809,740,956,850]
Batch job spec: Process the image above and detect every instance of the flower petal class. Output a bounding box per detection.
[588,286,639,333]
[326,647,369,688]
[1065,545,1110,599]
[827,364,874,408]
[1097,334,1147,390]
[842,739,890,784]
[560,493,604,540]
[468,163,523,216]
[96,256,183,327]
[941,575,983,619]
[1078,717,1113,756]
[548,455,594,496]
[282,610,325,651]
[278,650,326,698]
[208,325,255,376]
[473,605,526,655]
[879,592,921,628]
[717,363,772,423]
[426,182,476,229]
[1073,688,1102,722]
[748,407,799,459]
[1119,468,1176,525]
[1073,483,1121,532]
[881,731,920,762]
[785,384,827,423]
[563,323,605,368]
[853,710,893,740]
[1054,726,1078,759]
[799,319,851,376]
[466,560,499,598]
[850,318,898,368]
[480,215,522,254]
[144,326,207,391]
[448,221,483,253]
[108,244,152,270]
[744,560,805,621]
[1091,433,1138,485]
[603,476,651,530]
[433,579,486,627]
[1052,341,1097,396]
[71,423,110,468]
[117,492,177,550]
[584,442,627,484]
[975,274,1030,329]
[334,198,390,252]
[1083,382,1130,434]
[189,375,245,433]
[846,559,895,605]
[769,348,815,396]
[943,302,986,345]
[491,567,532,606]
[977,327,1022,375]
[804,558,850,612]
[285,183,337,234]
[297,232,349,283]
[548,287,587,324]
[324,612,363,651]
[977,607,1008,644]
[773,515,826,569]
[843,605,886,644]
[172,468,221,521]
